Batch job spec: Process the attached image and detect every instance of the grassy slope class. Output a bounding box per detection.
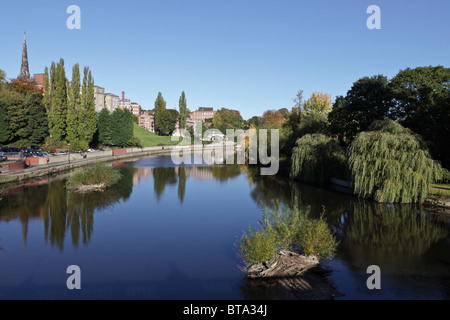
[133,123,181,147]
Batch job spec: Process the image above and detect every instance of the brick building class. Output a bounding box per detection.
[118,91,142,116]
[138,111,155,132]
[189,107,216,122]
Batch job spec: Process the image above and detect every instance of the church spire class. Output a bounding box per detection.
[20,32,30,79]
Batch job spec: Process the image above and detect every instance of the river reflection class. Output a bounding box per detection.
[0,157,449,299]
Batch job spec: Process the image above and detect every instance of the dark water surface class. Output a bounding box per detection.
[0,156,449,300]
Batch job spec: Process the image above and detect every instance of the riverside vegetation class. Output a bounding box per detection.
[67,164,122,192]
[237,204,338,270]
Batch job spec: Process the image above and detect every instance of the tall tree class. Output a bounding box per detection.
[26,93,49,144]
[79,67,97,144]
[329,75,393,146]
[389,66,450,168]
[158,109,179,135]
[67,64,81,143]
[48,59,68,141]
[43,67,50,112]
[179,91,188,130]
[0,92,12,143]
[154,92,167,135]
[3,90,29,140]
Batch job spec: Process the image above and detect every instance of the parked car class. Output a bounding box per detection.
[31,145,41,150]
[0,155,7,162]
[3,146,19,153]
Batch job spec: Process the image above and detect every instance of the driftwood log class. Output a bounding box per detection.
[242,250,343,300]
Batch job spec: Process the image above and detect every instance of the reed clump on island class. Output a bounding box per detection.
[236,204,338,278]
[67,164,122,193]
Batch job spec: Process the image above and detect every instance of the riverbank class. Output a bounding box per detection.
[0,144,218,185]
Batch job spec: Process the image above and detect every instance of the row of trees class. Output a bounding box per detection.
[0,64,139,150]
[44,60,97,147]
[249,66,449,204]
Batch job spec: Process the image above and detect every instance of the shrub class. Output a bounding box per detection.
[237,226,277,265]
[295,213,338,259]
[69,139,89,152]
[42,137,65,153]
[237,204,339,265]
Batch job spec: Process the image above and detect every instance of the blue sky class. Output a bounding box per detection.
[1,0,449,119]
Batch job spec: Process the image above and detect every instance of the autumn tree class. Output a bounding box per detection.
[302,92,333,120]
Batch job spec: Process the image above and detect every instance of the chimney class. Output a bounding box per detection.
[122,91,125,101]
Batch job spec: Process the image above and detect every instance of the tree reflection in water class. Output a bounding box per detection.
[0,167,136,250]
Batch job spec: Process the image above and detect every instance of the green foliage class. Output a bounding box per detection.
[41,137,66,152]
[348,119,445,203]
[295,213,338,259]
[237,204,339,265]
[97,108,113,145]
[0,69,5,83]
[26,93,49,144]
[111,108,134,147]
[79,67,97,144]
[126,136,143,148]
[154,92,167,135]
[329,75,392,146]
[2,89,29,140]
[158,109,179,135]
[48,59,68,141]
[389,66,450,169]
[0,91,13,143]
[69,139,89,152]
[67,64,81,143]
[237,226,277,265]
[212,108,244,133]
[179,91,188,130]
[67,164,122,188]
[290,134,346,183]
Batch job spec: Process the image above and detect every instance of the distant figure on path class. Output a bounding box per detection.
[46,157,49,165]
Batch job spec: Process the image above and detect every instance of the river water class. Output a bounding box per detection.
[0,155,449,299]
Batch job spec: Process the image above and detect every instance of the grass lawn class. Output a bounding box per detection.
[133,123,182,147]
[429,184,450,200]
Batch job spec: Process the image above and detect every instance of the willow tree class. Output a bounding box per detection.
[348,119,445,204]
[290,133,346,183]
